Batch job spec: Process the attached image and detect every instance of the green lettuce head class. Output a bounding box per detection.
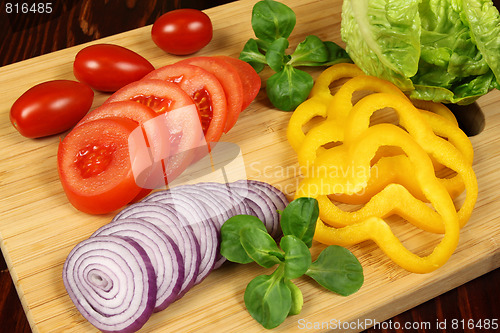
[341,0,500,104]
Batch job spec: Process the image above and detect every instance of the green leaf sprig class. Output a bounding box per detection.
[239,0,351,111]
[220,197,364,329]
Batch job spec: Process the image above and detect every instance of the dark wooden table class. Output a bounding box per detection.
[0,1,498,332]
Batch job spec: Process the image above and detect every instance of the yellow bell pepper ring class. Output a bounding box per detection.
[295,124,461,273]
[329,155,458,205]
[342,93,477,228]
[297,123,473,233]
[411,98,459,127]
[299,108,472,205]
[287,63,363,152]
[287,63,478,273]
[324,74,407,122]
[309,63,365,102]
[319,184,445,234]
[294,74,406,164]
[312,215,458,274]
[294,91,476,230]
[287,98,329,152]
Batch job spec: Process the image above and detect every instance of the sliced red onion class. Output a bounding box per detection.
[231,180,289,238]
[91,219,184,312]
[208,182,251,216]
[241,180,289,211]
[112,204,200,298]
[228,181,281,238]
[63,236,156,333]
[161,185,231,269]
[170,185,232,224]
[141,189,219,284]
[194,182,252,219]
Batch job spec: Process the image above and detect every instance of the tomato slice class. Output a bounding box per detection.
[215,55,261,111]
[104,79,195,113]
[176,56,244,133]
[57,117,143,214]
[76,100,168,163]
[76,101,170,201]
[144,63,227,143]
[160,104,205,183]
[103,80,205,186]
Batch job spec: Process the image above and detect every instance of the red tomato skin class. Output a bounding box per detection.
[10,80,94,138]
[76,100,170,181]
[144,63,227,143]
[104,79,195,113]
[57,117,142,214]
[151,9,213,55]
[73,44,155,92]
[76,100,157,127]
[177,56,244,132]
[215,55,262,111]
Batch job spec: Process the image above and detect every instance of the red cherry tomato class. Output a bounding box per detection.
[151,9,213,55]
[10,80,94,138]
[73,44,155,92]
[57,117,143,214]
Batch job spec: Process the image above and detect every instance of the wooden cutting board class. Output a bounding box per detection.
[0,0,499,332]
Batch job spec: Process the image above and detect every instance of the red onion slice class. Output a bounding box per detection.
[231,180,289,238]
[194,182,252,219]
[241,180,289,211]
[112,204,200,298]
[228,182,280,238]
[91,219,184,312]
[141,190,219,284]
[159,185,232,269]
[63,236,156,333]
[169,184,235,227]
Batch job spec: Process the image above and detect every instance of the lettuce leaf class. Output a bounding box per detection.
[341,0,421,91]
[341,0,500,104]
[461,0,500,84]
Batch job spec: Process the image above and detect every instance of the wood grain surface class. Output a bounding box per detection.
[0,0,499,332]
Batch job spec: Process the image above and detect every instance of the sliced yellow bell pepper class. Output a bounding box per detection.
[287,63,479,273]
[295,124,461,273]
[287,63,363,152]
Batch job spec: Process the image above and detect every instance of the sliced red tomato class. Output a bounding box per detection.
[77,100,157,127]
[176,56,244,133]
[104,79,195,113]
[77,100,168,171]
[104,80,205,186]
[160,103,205,183]
[144,63,227,143]
[76,101,169,200]
[57,117,143,214]
[215,55,261,111]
